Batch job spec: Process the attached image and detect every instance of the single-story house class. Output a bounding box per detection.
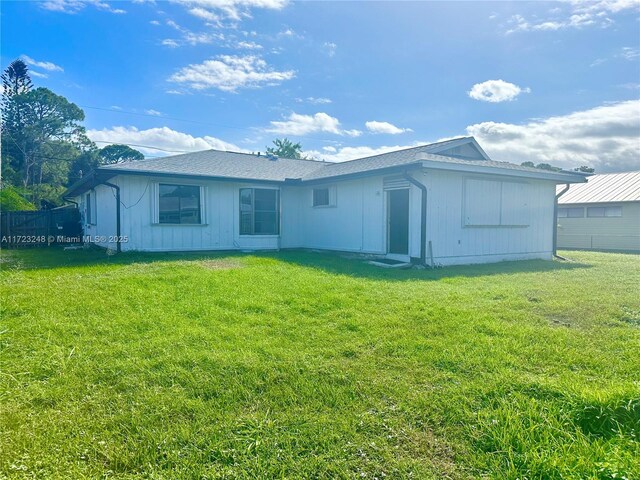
[65,136,586,266]
[556,171,640,252]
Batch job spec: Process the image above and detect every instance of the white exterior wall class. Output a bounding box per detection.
[77,169,558,265]
[79,175,282,252]
[420,170,556,265]
[79,183,117,249]
[286,176,420,256]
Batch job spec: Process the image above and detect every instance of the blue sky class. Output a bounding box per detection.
[2,0,639,171]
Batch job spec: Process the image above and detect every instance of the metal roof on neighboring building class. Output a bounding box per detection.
[558,171,640,204]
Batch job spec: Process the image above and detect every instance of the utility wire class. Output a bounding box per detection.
[78,103,340,144]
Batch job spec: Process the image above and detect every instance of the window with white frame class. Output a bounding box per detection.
[558,207,584,218]
[312,186,336,207]
[158,184,202,224]
[240,188,280,235]
[587,206,622,217]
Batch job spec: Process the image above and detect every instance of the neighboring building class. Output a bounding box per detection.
[557,171,640,252]
[65,137,586,266]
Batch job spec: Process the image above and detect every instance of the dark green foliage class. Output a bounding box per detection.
[1,59,98,207]
[520,161,565,172]
[266,138,307,159]
[99,144,144,164]
[535,162,563,172]
[68,149,101,184]
[575,165,595,173]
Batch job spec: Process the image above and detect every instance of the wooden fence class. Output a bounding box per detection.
[0,207,82,248]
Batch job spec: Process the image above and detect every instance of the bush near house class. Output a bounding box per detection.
[1,249,639,478]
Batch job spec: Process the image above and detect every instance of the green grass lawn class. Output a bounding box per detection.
[1,249,639,479]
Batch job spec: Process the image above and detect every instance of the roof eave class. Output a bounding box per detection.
[63,170,117,198]
[419,160,588,183]
[299,162,425,184]
[91,167,288,185]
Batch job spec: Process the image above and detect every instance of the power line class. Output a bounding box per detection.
[78,103,339,144]
[91,140,189,153]
[78,104,250,132]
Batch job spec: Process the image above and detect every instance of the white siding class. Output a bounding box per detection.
[421,170,555,265]
[80,175,281,252]
[78,169,559,265]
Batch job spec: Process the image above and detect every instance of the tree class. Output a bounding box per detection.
[68,149,100,185]
[99,144,144,164]
[535,163,562,172]
[1,59,34,186]
[1,59,32,97]
[6,88,86,204]
[574,165,595,173]
[522,161,562,172]
[266,138,305,159]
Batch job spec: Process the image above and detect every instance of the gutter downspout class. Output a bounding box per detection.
[403,171,427,266]
[103,181,121,253]
[553,183,570,258]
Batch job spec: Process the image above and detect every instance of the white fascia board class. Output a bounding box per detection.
[418,159,588,183]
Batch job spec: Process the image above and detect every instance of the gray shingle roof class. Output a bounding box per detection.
[92,136,584,185]
[99,150,322,182]
[558,171,640,204]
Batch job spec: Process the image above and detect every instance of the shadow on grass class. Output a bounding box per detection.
[1,246,592,281]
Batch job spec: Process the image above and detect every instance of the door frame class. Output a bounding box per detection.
[385,187,411,262]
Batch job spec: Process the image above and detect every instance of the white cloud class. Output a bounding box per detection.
[40,0,125,14]
[265,112,361,137]
[618,46,640,61]
[365,120,413,135]
[29,71,49,78]
[86,126,242,156]
[175,0,288,23]
[187,6,220,22]
[466,100,640,172]
[236,41,263,50]
[149,20,160,25]
[144,109,163,116]
[295,97,332,105]
[468,79,530,103]
[20,55,64,72]
[169,55,295,92]
[323,42,337,57]
[505,0,639,34]
[162,19,225,46]
[618,82,640,90]
[304,143,423,163]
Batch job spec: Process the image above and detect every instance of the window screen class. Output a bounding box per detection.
[313,188,330,207]
[158,184,201,224]
[587,206,622,217]
[239,188,279,235]
[558,207,584,218]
